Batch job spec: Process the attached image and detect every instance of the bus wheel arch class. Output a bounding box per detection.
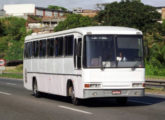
[66,79,73,96]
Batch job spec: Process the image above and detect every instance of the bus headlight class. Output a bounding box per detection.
[84,83,101,88]
[132,83,144,88]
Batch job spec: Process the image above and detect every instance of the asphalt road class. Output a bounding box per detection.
[0,78,165,120]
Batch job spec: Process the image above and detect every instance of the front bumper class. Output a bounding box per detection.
[83,89,145,98]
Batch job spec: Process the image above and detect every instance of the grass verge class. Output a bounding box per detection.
[0,73,23,79]
[0,64,23,79]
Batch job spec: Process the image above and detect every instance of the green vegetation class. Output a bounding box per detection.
[0,17,27,61]
[28,15,42,22]
[4,64,23,73]
[0,73,23,79]
[95,0,160,32]
[0,65,23,79]
[54,14,97,32]
[144,25,165,77]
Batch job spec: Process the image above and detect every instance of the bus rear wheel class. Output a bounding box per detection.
[69,86,80,105]
[33,81,40,98]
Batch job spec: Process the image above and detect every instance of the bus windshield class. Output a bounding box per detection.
[83,35,144,68]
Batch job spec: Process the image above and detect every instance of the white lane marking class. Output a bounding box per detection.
[58,105,93,115]
[6,83,16,86]
[129,100,152,105]
[0,91,11,96]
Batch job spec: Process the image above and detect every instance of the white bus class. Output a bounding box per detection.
[23,26,145,105]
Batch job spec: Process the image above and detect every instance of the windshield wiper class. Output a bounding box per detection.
[99,56,106,71]
[101,62,107,71]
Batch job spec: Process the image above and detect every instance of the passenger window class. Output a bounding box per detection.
[32,41,38,58]
[27,42,32,58]
[55,37,63,56]
[47,38,55,57]
[33,41,39,57]
[65,35,74,56]
[39,40,46,57]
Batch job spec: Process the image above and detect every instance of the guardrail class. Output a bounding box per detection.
[145,80,165,90]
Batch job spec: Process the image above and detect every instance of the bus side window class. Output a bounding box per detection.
[55,37,63,56]
[34,41,39,57]
[47,38,54,57]
[65,35,74,56]
[27,42,32,59]
[77,38,82,69]
[39,40,46,58]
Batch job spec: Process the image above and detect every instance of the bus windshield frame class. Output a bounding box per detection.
[83,35,144,69]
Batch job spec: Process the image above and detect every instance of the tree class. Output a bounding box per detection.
[0,17,27,61]
[0,36,9,58]
[96,0,161,32]
[0,21,5,36]
[54,14,97,32]
[3,17,26,40]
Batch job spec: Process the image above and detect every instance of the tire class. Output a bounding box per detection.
[116,97,128,105]
[69,86,80,105]
[33,81,40,98]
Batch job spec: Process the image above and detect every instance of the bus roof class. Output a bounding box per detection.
[25,26,142,41]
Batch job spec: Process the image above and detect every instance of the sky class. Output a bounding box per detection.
[0,0,165,10]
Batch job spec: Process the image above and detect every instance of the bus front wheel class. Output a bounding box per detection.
[69,86,80,105]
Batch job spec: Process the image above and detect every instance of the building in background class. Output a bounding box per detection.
[73,8,98,18]
[3,4,71,32]
[3,4,35,19]
[0,9,6,17]
[156,6,165,23]
[162,8,165,20]
[27,7,71,32]
[156,6,165,20]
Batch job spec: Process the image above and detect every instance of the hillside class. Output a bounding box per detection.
[0,17,27,61]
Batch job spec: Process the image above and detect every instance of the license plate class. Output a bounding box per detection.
[112,90,121,95]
